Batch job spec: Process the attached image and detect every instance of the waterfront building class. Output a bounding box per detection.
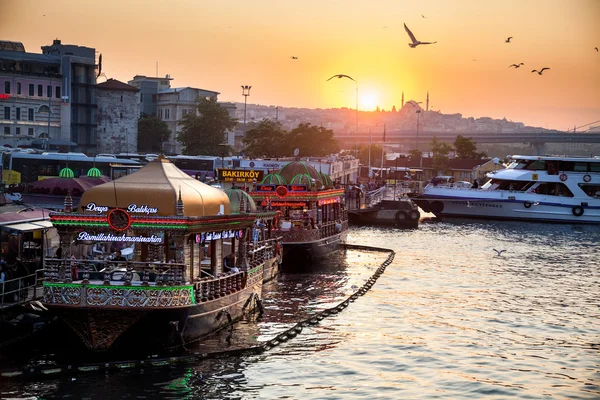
[127,74,173,117]
[96,79,140,155]
[0,40,62,148]
[156,87,233,154]
[41,39,98,155]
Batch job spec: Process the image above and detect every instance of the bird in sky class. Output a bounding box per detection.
[422,14,426,18]
[404,23,437,48]
[531,68,550,75]
[505,36,513,43]
[326,74,356,82]
[291,56,298,59]
[493,249,506,256]
[509,63,524,68]
[595,47,599,52]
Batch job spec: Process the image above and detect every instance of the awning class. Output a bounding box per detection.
[1,220,54,232]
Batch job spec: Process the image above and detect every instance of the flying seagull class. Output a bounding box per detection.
[291,56,298,59]
[509,63,524,68]
[326,74,356,82]
[404,23,437,48]
[531,68,550,75]
[505,36,513,43]
[595,47,598,52]
[493,249,506,256]
[422,14,426,18]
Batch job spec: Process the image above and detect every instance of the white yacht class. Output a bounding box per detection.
[409,155,600,224]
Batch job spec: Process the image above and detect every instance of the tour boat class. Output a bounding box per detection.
[409,155,600,224]
[41,156,281,351]
[249,161,348,271]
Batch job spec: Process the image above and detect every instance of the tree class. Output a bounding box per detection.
[177,97,238,155]
[284,123,339,157]
[454,135,488,159]
[137,115,170,153]
[242,119,287,158]
[430,136,453,174]
[357,144,385,168]
[408,149,422,159]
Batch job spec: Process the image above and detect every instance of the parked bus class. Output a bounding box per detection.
[166,155,220,180]
[1,152,140,184]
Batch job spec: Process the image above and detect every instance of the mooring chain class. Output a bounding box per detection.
[0,246,394,379]
[261,246,395,351]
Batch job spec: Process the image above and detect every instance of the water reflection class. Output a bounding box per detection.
[2,221,599,399]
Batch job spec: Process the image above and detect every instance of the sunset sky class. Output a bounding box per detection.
[2,0,599,130]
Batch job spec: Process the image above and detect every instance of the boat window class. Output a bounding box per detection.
[533,182,573,197]
[557,161,574,172]
[579,184,600,198]
[573,162,589,172]
[590,163,600,173]
[525,160,546,171]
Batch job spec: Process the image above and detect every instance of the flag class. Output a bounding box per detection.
[383,125,386,143]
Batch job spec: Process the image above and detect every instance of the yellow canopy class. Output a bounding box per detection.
[79,156,231,217]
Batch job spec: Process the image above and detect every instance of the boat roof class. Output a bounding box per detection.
[510,155,600,162]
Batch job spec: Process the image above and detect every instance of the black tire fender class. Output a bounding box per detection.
[572,206,584,217]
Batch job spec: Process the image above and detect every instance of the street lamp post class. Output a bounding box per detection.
[416,109,422,168]
[241,85,251,136]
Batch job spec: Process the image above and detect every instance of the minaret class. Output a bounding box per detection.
[401,91,404,108]
[426,91,429,112]
[176,187,184,216]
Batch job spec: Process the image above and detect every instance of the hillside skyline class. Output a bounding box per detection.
[2,0,599,131]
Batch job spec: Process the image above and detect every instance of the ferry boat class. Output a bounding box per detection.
[40,156,281,351]
[249,161,348,271]
[409,155,600,224]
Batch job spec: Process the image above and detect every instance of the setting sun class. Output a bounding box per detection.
[359,92,378,111]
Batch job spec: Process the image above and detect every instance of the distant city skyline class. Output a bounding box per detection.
[2,0,599,131]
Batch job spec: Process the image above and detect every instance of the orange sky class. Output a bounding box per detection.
[1,0,599,130]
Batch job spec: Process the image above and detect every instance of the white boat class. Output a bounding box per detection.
[409,155,600,224]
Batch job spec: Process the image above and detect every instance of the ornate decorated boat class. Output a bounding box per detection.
[41,156,281,351]
[249,161,348,271]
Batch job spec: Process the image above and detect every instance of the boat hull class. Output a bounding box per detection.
[281,231,347,271]
[42,265,266,352]
[412,194,600,224]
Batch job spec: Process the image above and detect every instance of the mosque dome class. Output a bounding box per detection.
[261,173,287,185]
[59,167,75,178]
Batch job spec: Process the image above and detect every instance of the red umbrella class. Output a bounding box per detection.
[28,177,96,196]
[78,175,111,185]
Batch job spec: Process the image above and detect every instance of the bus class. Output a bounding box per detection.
[1,152,141,184]
[166,155,220,180]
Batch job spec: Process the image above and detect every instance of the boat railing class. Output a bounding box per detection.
[246,236,282,267]
[320,220,347,238]
[0,268,46,309]
[194,270,247,302]
[43,258,188,286]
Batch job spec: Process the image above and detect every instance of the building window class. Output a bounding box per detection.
[120,112,123,119]
[47,85,52,97]
[15,127,20,135]
[140,93,143,102]
[4,81,10,94]
[3,106,9,120]
[3,126,10,136]
[29,84,34,96]
[28,127,34,136]
[39,105,50,113]
[120,95,123,102]
[28,108,34,121]
[152,94,157,103]
[182,109,187,116]
[160,109,163,119]
[16,82,21,95]
[55,86,61,99]
[15,107,20,120]
[165,109,170,119]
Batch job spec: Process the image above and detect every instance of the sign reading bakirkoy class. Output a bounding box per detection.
[77,231,164,244]
[217,169,264,182]
[85,203,159,215]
